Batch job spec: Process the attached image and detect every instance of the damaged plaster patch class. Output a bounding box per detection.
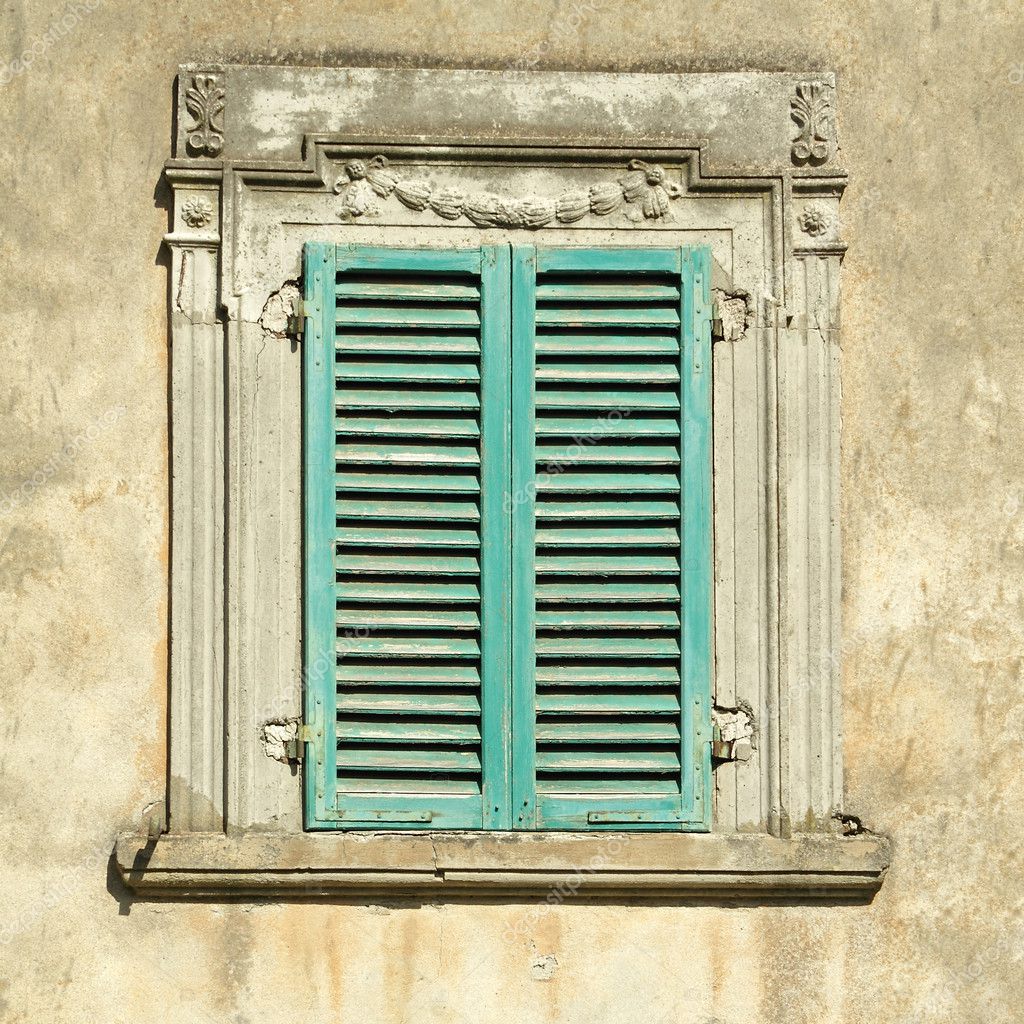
[712,287,755,342]
[260,718,298,763]
[258,280,300,338]
[530,953,559,981]
[712,703,755,761]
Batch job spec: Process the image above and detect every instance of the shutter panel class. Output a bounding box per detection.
[304,244,512,829]
[511,245,713,831]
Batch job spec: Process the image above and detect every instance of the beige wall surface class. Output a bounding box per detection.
[1,1,1023,1021]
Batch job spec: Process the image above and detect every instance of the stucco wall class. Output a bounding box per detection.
[1,1,1022,1021]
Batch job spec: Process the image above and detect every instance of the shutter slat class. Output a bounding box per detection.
[535,581,680,603]
[535,499,679,521]
[339,777,481,795]
[336,471,479,493]
[336,748,481,773]
[535,472,679,493]
[339,581,480,604]
[337,416,480,438]
[337,636,481,657]
[535,663,680,685]
[535,415,680,437]
[535,554,680,575]
[535,282,680,302]
[535,444,680,466]
[336,442,480,466]
[535,526,680,547]
[536,692,680,714]
[335,552,480,575]
[535,721,680,743]
[338,720,480,743]
[338,692,481,715]
[536,636,680,657]
[536,750,680,773]
[535,362,680,383]
[337,607,480,629]
[336,361,480,383]
[336,388,481,410]
[534,307,680,327]
[336,281,480,301]
[336,333,481,354]
[535,389,680,410]
[336,498,480,521]
[535,334,679,355]
[335,306,481,328]
[536,609,680,628]
[535,778,680,794]
[336,525,479,548]
[336,662,480,686]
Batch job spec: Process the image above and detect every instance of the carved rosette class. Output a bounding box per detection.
[333,155,683,227]
[184,74,225,157]
[790,82,835,166]
[181,196,215,228]
[797,203,833,237]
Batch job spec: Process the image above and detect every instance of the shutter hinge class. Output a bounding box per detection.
[286,300,308,340]
[285,724,318,763]
[711,723,752,763]
[710,300,724,343]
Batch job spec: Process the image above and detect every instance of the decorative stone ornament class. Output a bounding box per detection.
[184,74,225,157]
[333,154,683,226]
[181,196,214,228]
[798,203,833,236]
[790,81,835,166]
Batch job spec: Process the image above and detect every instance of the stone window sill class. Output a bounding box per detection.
[116,831,890,899]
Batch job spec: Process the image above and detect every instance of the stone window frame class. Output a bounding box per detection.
[116,65,889,897]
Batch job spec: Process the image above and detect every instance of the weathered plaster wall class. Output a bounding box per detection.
[1,1,1022,1021]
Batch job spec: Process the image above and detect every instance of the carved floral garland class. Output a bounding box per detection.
[333,156,683,227]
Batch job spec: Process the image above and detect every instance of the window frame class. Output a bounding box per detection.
[116,65,892,898]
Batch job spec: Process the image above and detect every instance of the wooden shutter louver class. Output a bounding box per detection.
[304,245,511,829]
[511,247,712,830]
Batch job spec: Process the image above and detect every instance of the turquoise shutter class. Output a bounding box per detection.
[303,244,512,829]
[510,246,713,831]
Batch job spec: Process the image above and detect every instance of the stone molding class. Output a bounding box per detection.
[117,831,889,899]
[161,66,866,876]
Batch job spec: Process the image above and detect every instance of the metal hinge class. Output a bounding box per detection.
[285,724,318,763]
[711,724,752,763]
[710,300,725,343]
[286,300,308,340]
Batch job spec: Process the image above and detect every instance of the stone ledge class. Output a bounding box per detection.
[116,831,890,899]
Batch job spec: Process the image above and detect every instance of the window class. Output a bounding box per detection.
[120,65,891,898]
[302,243,712,831]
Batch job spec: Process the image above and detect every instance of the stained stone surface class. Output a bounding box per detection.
[1,2,1023,1022]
